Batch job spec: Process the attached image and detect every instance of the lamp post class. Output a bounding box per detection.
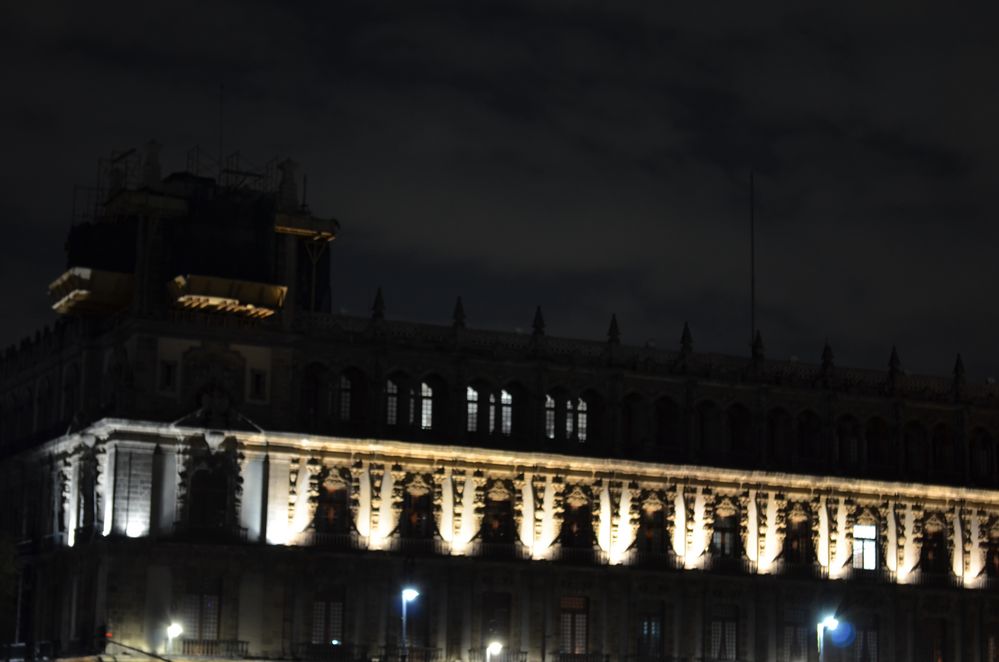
[816,615,839,662]
[486,641,503,662]
[401,587,420,662]
[166,623,183,655]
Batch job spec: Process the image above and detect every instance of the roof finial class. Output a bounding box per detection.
[452,296,466,329]
[751,330,764,362]
[532,306,545,337]
[607,314,620,345]
[371,287,385,321]
[821,340,834,371]
[680,322,693,356]
[953,353,966,399]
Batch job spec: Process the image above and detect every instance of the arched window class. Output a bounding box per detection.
[566,398,577,439]
[695,401,722,454]
[866,417,892,474]
[727,404,753,454]
[500,390,513,436]
[904,422,929,479]
[302,364,331,430]
[545,395,556,439]
[971,429,995,485]
[576,399,588,442]
[488,393,497,433]
[386,379,399,426]
[622,394,647,449]
[188,466,230,532]
[654,398,680,448]
[314,475,350,535]
[767,408,792,469]
[837,416,861,470]
[796,410,822,462]
[466,386,479,433]
[711,510,740,559]
[420,382,433,430]
[783,506,813,565]
[636,506,667,555]
[932,424,956,479]
[338,375,352,422]
[919,518,949,575]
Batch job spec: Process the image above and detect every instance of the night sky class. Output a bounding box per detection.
[3,2,999,380]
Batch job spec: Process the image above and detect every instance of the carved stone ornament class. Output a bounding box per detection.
[407,474,432,497]
[715,496,738,519]
[564,484,590,509]
[924,512,946,535]
[642,490,666,514]
[487,480,512,502]
[322,470,348,492]
[856,507,878,527]
[788,502,809,525]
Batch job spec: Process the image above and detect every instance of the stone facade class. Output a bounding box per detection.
[2,146,999,662]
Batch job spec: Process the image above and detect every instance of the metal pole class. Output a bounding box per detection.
[816,623,824,662]
[402,596,408,662]
[750,171,756,346]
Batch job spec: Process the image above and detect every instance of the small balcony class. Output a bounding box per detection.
[556,653,606,662]
[378,645,442,662]
[909,569,964,589]
[306,530,362,551]
[772,561,828,580]
[295,642,367,662]
[624,547,681,571]
[842,565,895,584]
[468,648,528,662]
[469,540,531,561]
[181,639,249,657]
[701,554,756,575]
[173,522,248,544]
[550,545,609,565]
[389,536,448,556]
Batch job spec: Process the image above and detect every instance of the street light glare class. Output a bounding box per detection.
[166,623,183,639]
[487,642,503,656]
[402,587,420,602]
[820,616,839,631]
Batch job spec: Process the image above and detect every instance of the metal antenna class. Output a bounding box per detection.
[750,171,756,347]
[218,83,224,180]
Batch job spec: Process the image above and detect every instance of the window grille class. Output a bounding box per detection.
[500,390,513,435]
[467,387,479,433]
[386,380,398,426]
[338,375,352,421]
[420,383,433,430]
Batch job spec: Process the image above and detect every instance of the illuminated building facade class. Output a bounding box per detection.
[2,144,999,662]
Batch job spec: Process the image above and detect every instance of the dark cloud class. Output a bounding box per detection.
[3,1,999,379]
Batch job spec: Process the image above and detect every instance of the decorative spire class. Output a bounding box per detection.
[607,314,620,345]
[371,287,385,321]
[953,353,966,399]
[532,306,545,337]
[680,322,693,356]
[452,296,466,329]
[888,345,902,376]
[821,340,834,372]
[751,330,764,362]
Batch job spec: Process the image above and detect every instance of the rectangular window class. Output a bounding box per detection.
[560,596,588,655]
[482,592,512,646]
[637,612,662,658]
[853,623,879,662]
[501,390,513,435]
[249,369,267,401]
[853,524,878,570]
[159,360,177,392]
[488,394,496,434]
[577,400,588,442]
[386,380,398,426]
[545,395,556,439]
[707,605,738,661]
[780,608,808,662]
[338,376,352,421]
[467,387,478,433]
[420,383,433,430]
[180,592,220,640]
[566,400,575,439]
[311,595,345,645]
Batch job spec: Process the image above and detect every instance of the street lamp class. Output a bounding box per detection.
[166,623,183,654]
[486,641,503,662]
[816,615,839,662]
[401,587,420,662]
